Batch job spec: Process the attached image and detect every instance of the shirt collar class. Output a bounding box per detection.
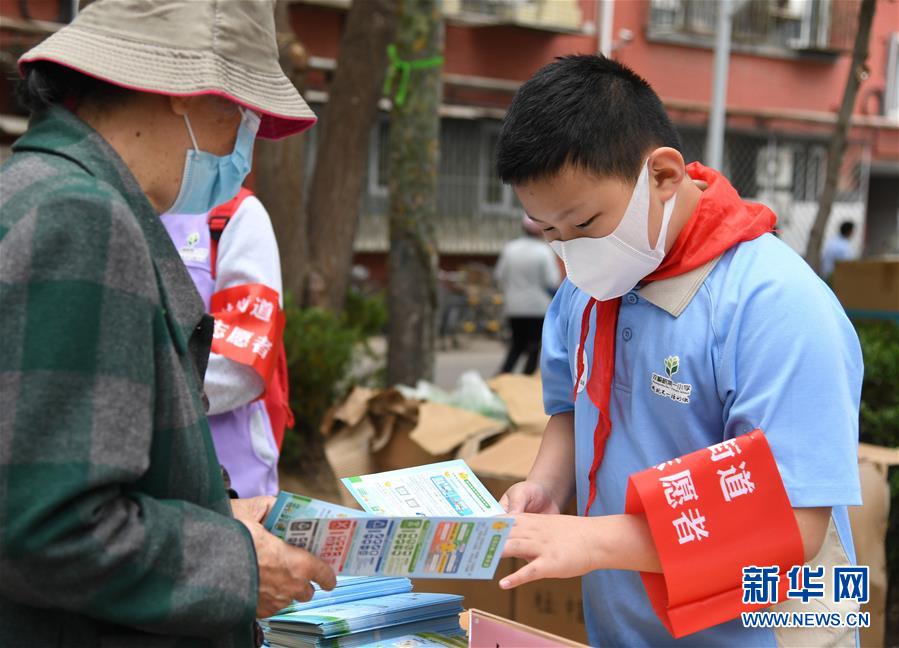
[14,106,158,217]
[637,255,721,317]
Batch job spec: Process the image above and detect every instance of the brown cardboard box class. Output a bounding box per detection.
[849,444,899,648]
[488,373,550,436]
[466,428,588,644]
[514,568,589,645]
[832,258,899,313]
[322,386,508,478]
[320,379,592,645]
[415,558,518,620]
[467,432,543,500]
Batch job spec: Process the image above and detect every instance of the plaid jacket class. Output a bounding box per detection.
[0,107,258,647]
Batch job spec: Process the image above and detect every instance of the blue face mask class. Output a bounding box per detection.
[168,106,260,215]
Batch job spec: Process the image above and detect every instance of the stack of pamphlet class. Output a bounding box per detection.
[263,591,465,648]
[272,576,414,615]
[261,460,511,647]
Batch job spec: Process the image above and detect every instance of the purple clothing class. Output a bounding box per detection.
[161,209,279,497]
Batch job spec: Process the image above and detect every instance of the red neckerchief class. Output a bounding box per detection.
[576,163,776,516]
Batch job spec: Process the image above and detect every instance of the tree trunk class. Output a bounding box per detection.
[386,0,443,387]
[255,1,341,498]
[804,0,877,274]
[255,0,310,303]
[306,0,397,312]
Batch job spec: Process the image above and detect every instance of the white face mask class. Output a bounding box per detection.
[549,161,677,301]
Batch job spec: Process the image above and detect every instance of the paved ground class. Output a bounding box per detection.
[434,336,507,389]
[352,335,509,390]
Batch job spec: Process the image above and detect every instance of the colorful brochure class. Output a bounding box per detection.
[340,460,505,517]
[264,513,511,579]
[264,461,511,579]
[264,492,365,537]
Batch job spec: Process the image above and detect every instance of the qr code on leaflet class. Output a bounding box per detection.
[286,520,316,549]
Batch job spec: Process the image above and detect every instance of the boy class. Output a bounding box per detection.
[497,56,862,646]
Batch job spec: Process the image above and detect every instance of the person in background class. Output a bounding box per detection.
[0,1,335,646]
[821,220,858,280]
[495,215,561,374]
[162,188,290,498]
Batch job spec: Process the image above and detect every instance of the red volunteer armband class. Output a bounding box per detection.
[210,283,284,385]
[625,430,803,638]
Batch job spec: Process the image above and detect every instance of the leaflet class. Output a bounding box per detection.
[263,491,366,539]
[340,460,505,518]
[264,511,511,579]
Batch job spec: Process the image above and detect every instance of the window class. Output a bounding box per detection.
[886,33,899,120]
[368,118,390,197]
[647,0,855,55]
[792,144,827,202]
[479,123,517,213]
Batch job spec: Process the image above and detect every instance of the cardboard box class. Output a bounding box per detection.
[415,558,517,621]
[320,375,590,645]
[487,374,550,436]
[514,570,589,645]
[849,444,899,648]
[322,386,508,479]
[831,258,899,313]
[467,432,543,501]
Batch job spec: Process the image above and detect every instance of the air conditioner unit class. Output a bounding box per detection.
[756,146,795,191]
[789,0,837,52]
[774,0,806,19]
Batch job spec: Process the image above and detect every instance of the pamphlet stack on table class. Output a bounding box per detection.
[270,576,414,615]
[263,591,466,648]
[261,460,512,647]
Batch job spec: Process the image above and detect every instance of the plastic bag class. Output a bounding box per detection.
[397,370,509,422]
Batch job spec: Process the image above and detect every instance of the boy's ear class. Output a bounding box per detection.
[647,147,686,202]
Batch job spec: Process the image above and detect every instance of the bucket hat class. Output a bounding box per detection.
[18,0,315,140]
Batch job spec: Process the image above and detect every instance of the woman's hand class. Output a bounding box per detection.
[231,496,276,525]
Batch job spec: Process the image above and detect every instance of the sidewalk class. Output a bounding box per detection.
[434,336,506,389]
[350,335,508,390]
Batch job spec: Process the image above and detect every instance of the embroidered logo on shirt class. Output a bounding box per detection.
[651,355,692,404]
[179,230,209,263]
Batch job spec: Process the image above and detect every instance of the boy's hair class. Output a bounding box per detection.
[839,221,855,237]
[496,55,682,185]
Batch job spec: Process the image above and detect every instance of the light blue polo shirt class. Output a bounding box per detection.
[542,233,863,647]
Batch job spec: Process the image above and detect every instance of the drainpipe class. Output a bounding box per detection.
[705,0,735,170]
[598,0,614,58]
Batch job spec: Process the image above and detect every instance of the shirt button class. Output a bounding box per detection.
[622,327,633,341]
[625,293,638,305]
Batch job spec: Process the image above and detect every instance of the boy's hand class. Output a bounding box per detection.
[500,480,560,514]
[499,513,598,588]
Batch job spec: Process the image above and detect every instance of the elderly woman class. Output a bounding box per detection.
[0,1,334,646]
